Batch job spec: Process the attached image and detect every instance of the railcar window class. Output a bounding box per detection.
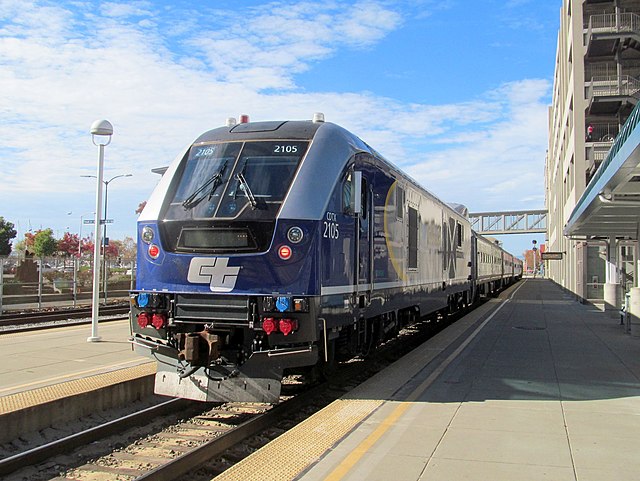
[456,222,463,247]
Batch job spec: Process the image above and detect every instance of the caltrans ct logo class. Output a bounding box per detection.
[187,257,240,292]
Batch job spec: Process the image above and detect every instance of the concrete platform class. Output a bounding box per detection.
[214,279,640,481]
[0,319,150,397]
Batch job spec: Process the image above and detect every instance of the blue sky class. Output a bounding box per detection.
[0,0,560,256]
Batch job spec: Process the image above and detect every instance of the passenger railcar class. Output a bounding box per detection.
[472,233,518,297]
[130,114,521,402]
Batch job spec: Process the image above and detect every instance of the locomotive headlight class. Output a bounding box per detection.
[141,226,154,244]
[287,226,304,244]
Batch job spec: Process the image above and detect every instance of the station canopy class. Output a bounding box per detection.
[565,107,640,239]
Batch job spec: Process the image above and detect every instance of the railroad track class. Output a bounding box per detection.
[0,311,452,481]
[0,304,130,333]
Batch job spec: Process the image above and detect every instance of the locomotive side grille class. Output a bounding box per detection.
[174,294,251,326]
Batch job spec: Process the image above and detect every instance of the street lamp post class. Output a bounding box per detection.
[88,119,113,343]
[532,240,538,278]
[102,173,132,300]
[81,173,132,301]
[78,211,95,258]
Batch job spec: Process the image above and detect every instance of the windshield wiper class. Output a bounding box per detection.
[182,161,228,210]
[235,172,259,208]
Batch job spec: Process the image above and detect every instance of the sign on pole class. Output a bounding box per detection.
[83,219,113,225]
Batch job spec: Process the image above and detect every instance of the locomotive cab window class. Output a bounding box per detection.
[163,140,309,222]
[160,140,309,253]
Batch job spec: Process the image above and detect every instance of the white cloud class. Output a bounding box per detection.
[0,0,550,242]
[100,1,153,18]
[404,79,550,211]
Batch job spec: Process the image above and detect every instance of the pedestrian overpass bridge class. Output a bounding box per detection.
[469,210,547,235]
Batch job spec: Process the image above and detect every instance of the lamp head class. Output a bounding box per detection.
[91,119,113,146]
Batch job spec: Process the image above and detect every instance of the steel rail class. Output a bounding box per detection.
[0,398,190,477]
[136,378,333,481]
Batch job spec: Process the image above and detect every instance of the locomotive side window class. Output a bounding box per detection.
[396,186,404,220]
[360,178,368,220]
[408,206,418,269]
[343,170,363,216]
[342,173,352,214]
[457,222,463,248]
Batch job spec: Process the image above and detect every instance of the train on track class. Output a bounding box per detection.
[129,114,522,402]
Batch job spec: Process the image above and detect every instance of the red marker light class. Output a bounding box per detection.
[262,317,277,335]
[279,318,298,336]
[239,114,250,123]
[278,245,292,260]
[152,312,166,329]
[137,312,151,328]
[148,244,160,259]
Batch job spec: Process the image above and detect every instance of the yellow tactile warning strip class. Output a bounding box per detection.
[322,294,516,481]
[213,398,384,481]
[0,362,155,415]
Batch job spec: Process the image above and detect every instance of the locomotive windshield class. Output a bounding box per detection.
[164,140,309,221]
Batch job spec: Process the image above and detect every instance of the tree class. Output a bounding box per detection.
[32,229,57,257]
[14,238,26,252]
[105,239,121,259]
[120,236,137,261]
[83,239,94,256]
[58,232,80,257]
[0,217,17,256]
[79,236,92,257]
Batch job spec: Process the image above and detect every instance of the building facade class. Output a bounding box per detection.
[546,0,640,303]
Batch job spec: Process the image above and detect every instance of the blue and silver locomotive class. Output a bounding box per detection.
[130,114,521,402]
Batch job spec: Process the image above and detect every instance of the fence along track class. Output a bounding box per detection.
[0,304,130,333]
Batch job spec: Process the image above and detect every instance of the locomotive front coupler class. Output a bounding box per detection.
[175,330,221,366]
